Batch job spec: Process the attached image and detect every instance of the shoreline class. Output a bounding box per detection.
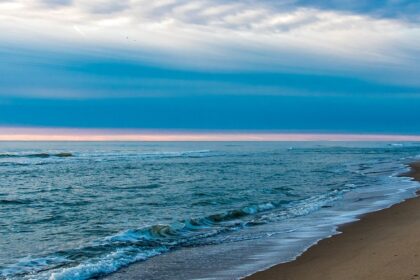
[245,161,420,280]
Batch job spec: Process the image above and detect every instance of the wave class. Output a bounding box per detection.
[88,150,213,159]
[1,190,347,280]
[0,150,214,163]
[48,248,166,280]
[0,198,31,205]
[0,152,73,159]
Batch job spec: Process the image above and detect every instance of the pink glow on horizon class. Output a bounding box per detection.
[0,127,420,141]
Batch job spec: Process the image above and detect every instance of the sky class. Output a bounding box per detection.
[0,0,420,139]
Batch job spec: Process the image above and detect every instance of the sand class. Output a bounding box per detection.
[245,162,420,280]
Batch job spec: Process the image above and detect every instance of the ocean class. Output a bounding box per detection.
[0,141,419,280]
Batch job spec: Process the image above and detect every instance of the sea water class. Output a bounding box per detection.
[0,141,419,280]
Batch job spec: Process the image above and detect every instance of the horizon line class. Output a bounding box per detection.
[1,127,420,141]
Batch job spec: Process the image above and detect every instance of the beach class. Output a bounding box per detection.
[246,162,420,280]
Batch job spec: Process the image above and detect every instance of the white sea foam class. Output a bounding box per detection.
[2,142,420,280]
[47,248,167,280]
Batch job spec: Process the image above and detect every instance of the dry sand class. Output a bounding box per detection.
[245,162,420,280]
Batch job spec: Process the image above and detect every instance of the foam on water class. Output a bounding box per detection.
[47,248,167,280]
[0,190,351,279]
[1,142,420,280]
[0,188,380,279]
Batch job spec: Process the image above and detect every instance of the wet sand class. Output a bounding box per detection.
[245,162,420,280]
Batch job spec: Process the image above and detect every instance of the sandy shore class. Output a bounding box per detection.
[245,162,420,280]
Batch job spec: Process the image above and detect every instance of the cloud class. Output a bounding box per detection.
[80,0,130,14]
[41,0,72,8]
[0,0,419,86]
[292,0,420,23]
[1,46,419,101]
[1,1,419,132]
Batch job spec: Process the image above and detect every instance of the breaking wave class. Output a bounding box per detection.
[0,190,346,280]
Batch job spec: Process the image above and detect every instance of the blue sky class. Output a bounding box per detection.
[0,0,419,134]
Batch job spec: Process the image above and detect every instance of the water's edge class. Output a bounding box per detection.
[240,162,420,280]
[99,162,420,280]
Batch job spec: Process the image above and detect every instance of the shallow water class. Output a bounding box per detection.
[0,141,419,280]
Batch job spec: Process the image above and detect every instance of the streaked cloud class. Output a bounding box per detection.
[292,0,420,23]
[0,0,419,83]
[0,1,419,133]
[1,47,418,100]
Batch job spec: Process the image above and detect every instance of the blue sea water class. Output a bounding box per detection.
[0,141,420,280]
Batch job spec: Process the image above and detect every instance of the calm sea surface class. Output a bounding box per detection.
[0,142,419,280]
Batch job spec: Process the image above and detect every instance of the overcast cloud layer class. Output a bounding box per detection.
[1,1,419,73]
[0,1,419,133]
